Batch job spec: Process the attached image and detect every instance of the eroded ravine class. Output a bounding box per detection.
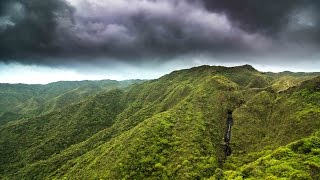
[223,110,233,161]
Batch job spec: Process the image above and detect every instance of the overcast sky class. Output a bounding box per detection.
[0,0,320,84]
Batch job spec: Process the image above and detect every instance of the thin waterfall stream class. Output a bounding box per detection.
[223,110,233,160]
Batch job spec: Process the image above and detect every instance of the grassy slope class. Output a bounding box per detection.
[0,65,319,179]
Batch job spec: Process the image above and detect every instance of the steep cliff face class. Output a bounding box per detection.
[0,65,319,179]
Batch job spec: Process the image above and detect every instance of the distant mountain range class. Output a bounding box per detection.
[0,79,144,125]
[0,65,319,179]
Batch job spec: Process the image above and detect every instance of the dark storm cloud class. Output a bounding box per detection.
[0,0,74,59]
[0,0,319,66]
[51,0,267,60]
[202,0,320,47]
[202,0,300,33]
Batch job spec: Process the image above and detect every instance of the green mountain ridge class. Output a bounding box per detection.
[0,79,144,125]
[0,65,319,179]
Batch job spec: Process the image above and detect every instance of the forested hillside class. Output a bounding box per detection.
[0,80,142,125]
[0,65,319,179]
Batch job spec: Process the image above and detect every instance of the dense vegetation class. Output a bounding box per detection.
[0,80,142,125]
[214,133,320,179]
[0,65,319,179]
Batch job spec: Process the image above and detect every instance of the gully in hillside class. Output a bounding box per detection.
[224,110,233,159]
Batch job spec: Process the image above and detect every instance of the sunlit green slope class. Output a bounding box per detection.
[211,133,320,180]
[0,65,319,179]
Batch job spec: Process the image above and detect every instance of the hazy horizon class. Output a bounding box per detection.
[1,62,320,84]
